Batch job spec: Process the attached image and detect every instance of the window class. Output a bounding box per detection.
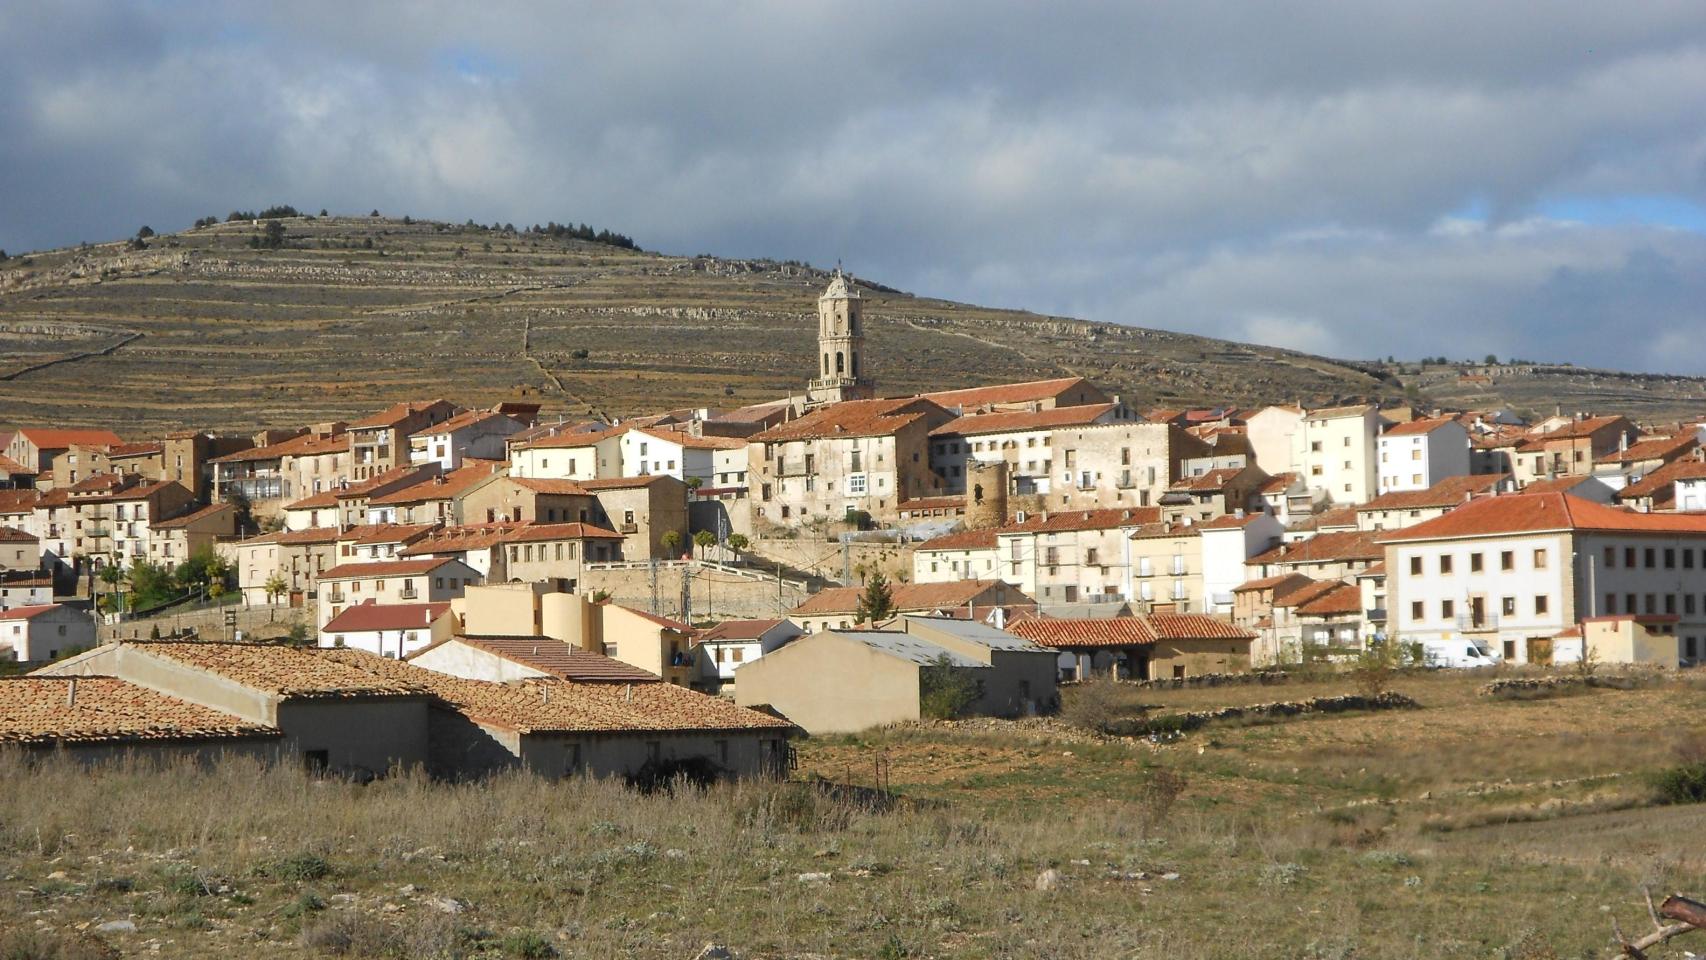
[1440,555,1453,575]
[1535,595,1549,615]
[1441,599,1455,618]
[1470,553,1483,573]
[1501,597,1516,616]
[1645,548,1657,568]
[1666,548,1677,569]
[1626,547,1637,567]
[1410,600,1423,620]
[1605,593,1618,614]
[1645,594,1658,614]
[1409,556,1422,576]
[1533,548,1547,570]
[1666,593,1678,615]
[1500,551,1514,571]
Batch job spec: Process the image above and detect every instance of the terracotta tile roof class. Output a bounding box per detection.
[1128,520,1205,540]
[612,605,694,633]
[124,641,426,699]
[1143,613,1258,641]
[1250,530,1384,566]
[0,490,38,513]
[1198,512,1271,530]
[1380,493,1706,542]
[321,600,452,634]
[1259,472,1300,494]
[514,424,629,450]
[929,403,1119,437]
[103,441,165,458]
[0,526,38,542]
[697,618,788,643]
[1619,459,1706,502]
[368,461,504,505]
[1358,474,1508,513]
[1596,433,1698,466]
[319,558,462,580]
[409,408,511,437]
[401,522,520,553]
[1289,505,1360,531]
[502,521,624,542]
[1358,561,1388,578]
[998,507,1160,535]
[1304,404,1374,420]
[150,502,236,530]
[1008,617,1157,648]
[1274,578,1343,609]
[751,397,941,443]
[321,649,791,733]
[211,431,343,463]
[575,475,674,491]
[916,529,999,552]
[240,526,341,547]
[508,477,591,495]
[1169,467,1247,492]
[13,428,124,450]
[631,428,750,451]
[1531,415,1627,440]
[418,635,657,682]
[349,399,454,429]
[0,677,279,746]
[0,603,67,621]
[344,522,440,545]
[1293,583,1364,617]
[920,377,1095,410]
[897,495,966,512]
[1233,573,1313,594]
[1382,417,1459,437]
[791,579,1016,617]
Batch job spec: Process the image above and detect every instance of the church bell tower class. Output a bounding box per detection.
[805,268,875,406]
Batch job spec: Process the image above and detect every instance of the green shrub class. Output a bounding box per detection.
[1651,762,1706,804]
[500,931,556,959]
[918,655,981,720]
[259,852,333,882]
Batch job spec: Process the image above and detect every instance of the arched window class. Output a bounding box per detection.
[836,351,845,374]
[823,353,830,375]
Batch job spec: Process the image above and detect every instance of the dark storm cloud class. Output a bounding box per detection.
[3,3,1704,371]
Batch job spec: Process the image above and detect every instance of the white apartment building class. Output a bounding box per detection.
[1198,511,1286,613]
[1382,492,1706,665]
[409,408,529,471]
[316,557,480,629]
[619,428,747,487]
[508,426,626,481]
[1244,405,1303,477]
[1293,405,1382,505]
[1377,418,1470,494]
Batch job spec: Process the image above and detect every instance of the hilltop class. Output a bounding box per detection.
[0,213,1699,433]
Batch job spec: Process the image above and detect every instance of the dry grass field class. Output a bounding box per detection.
[4,669,1704,959]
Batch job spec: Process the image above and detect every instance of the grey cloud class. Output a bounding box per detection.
[2,3,1704,372]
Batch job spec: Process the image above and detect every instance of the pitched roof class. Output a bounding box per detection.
[1169,466,1248,493]
[0,490,39,514]
[1619,459,1706,502]
[409,408,512,437]
[631,428,750,451]
[1303,404,1374,420]
[1358,474,1508,513]
[239,526,341,547]
[502,521,624,542]
[349,399,454,429]
[120,641,425,699]
[820,629,987,668]
[611,605,694,633]
[1232,572,1314,594]
[0,526,38,543]
[1596,433,1698,466]
[507,477,591,495]
[1379,493,1706,542]
[514,424,629,450]
[575,475,675,491]
[343,522,440,545]
[915,529,999,552]
[1259,472,1300,495]
[1143,613,1259,641]
[751,397,941,443]
[997,507,1159,535]
[697,618,788,643]
[1198,511,1272,530]
[13,428,124,450]
[929,403,1119,437]
[1007,617,1154,649]
[1382,417,1459,437]
[1250,530,1384,566]
[103,440,165,458]
[1274,578,1343,609]
[0,677,279,746]
[0,454,36,476]
[210,431,344,464]
[367,461,505,505]
[321,600,452,634]
[418,635,657,682]
[0,603,68,621]
[1293,583,1364,617]
[149,502,236,530]
[790,579,1015,617]
[318,558,462,580]
[919,377,1096,410]
[320,648,790,733]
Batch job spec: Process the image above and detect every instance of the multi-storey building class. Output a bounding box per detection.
[1292,404,1382,506]
[347,399,460,481]
[748,397,952,528]
[1377,417,1470,494]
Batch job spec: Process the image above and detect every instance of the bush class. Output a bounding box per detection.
[1651,763,1706,804]
[500,931,555,959]
[260,852,333,882]
[1060,674,1127,732]
[918,654,981,720]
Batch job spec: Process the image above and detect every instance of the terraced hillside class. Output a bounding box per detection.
[3,215,1700,435]
[0,216,1405,434]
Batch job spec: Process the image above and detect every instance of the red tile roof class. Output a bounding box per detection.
[1379,493,1706,542]
[1619,459,1706,503]
[121,641,425,699]
[1382,417,1459,437]
[0,490,38,514]
[503,521,624,542]
[368,461,504,505]
[1169,467,1248,492]
[514,424,629,450]
[0,677,279,746]
[1250,530,1384,566]
[508,477,591,495]
[349,399,454,429]
[752,397,943,442]
[321,600,452,634]
[239,527,341,547]
[697,618,789,643]
[1232,572,1314,594]
[631,428,750,451]
[319,558,463,580]
[343,522,440,545]
[211,430,345,463]
[409,408,513,437]
[1008,614,1253,648]
[916,529,999,552]
[1274,578,1343,609]
[150,502,235,530]
[929,403,1119,437]
[0,455,36,476]
[0,526,38,543]
[1293,583,1364,617]
[13,428,124,450]
[1143,613,1258,641]
[998,507,1160,535]
[1596,433,1698,466]
[1358,474,1508,513]
[420,635,657,682]
[0,603,68,621]
[920,377,1097,410]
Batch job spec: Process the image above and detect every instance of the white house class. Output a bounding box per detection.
[1198,511,1286,614]
[318,599,457,659]
[0,573,53,611]
[1244,405,1303,477]
[1377,417,1470,494]
[1382,492,1706,666]
[0,604,96,664]
[409,408,531,470]
[508,425,626,480]
[316,557,480,629]
[693,618,804,691]
[1293,405,1382,506]
[620,428,748,487]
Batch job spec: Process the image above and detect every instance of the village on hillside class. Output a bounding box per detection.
[4,270,1706,780]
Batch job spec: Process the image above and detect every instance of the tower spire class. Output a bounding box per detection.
[804,268,873,407]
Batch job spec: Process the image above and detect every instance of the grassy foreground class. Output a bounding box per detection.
[3,670,1705,959]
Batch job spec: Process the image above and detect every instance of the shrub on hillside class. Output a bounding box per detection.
[1653,734,1706,805]
[919,654,981,720]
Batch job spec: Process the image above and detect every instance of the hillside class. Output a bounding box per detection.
[0,215,1699,433]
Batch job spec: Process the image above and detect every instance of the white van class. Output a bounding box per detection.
[1420,638,1499,669]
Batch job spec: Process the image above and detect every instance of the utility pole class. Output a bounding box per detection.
[680,565,692,624]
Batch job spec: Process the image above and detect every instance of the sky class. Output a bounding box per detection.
[3,3,1705,373]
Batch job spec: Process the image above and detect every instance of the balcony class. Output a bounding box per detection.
[776,461,811,477]
[1456,613,1499,632]
[326,589,346,604]
[1365,607,1387,622]
[1116,472,1137,489]
[85,527,112,539]
[619,522,639,534]
[399,587,419,600]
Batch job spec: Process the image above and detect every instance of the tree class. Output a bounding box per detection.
[684,476,703,490]
[919,654,981,720]
[693,529,716,559]
[661,530,683,557]
[136,225,155,239]
[725,533,749,556]
[263,574,289,618]
[250,220,287,250]
[1484,353,1499,365]
[856,571,896,624]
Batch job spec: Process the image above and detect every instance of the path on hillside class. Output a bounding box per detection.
[0,330,143,382]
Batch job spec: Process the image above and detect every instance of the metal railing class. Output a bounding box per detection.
[1456,612,1499,631]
